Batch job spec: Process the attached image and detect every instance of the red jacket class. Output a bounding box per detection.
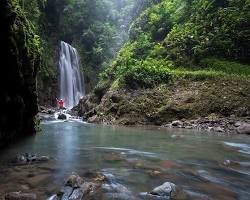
[57,99,64,107]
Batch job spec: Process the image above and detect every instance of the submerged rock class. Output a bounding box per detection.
[11,153,50,165]
[102,183,131,194]
[3,192,36,200]
[102,181,138,200]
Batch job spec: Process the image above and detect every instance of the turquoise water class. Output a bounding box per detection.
[0,120,250,199]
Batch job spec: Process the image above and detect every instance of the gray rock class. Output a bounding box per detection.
[141,182,188,200]
[51,173,103,200]
[4,192,36,200]
[237,123,250,134]
[150,182,177,197]
[171,120,183,127]
[234,122,241,127]
[214,127,224,132]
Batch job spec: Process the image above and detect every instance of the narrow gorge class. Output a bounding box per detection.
[0,0,250,200]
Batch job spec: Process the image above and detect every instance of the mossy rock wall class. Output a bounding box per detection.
[0,0,40,147]
[78,79,250,125]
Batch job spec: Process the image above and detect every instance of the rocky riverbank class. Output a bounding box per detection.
[163,117,250,135]
[1,172,190,200]
[75,79,250,135]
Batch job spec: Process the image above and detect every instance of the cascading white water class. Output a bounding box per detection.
[59,41,85,108]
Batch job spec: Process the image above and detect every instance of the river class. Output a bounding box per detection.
[0,120,250,199]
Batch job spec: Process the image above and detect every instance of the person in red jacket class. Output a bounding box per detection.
[56,98,64,109]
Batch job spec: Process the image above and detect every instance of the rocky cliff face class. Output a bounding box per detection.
[0,0,40,147]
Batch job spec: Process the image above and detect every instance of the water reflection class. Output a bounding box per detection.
[0,121,249,199]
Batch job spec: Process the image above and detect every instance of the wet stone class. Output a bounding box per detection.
[65,174,84,188]
[150,182,176,197]
[58,114,67,120]
[48,173,102,200]
[140,182,188,200]
[102,183,131,194]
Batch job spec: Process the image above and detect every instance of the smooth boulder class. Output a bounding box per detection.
[140,182,188,200]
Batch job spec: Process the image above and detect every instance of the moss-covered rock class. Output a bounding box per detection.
[0,0,41,147]
[78,79,250,126]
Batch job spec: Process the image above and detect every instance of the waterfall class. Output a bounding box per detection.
[58,41,85,108]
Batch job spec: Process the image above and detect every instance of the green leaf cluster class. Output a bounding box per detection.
[101,0,250,89]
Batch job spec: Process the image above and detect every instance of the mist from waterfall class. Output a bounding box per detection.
[59,41,85,108]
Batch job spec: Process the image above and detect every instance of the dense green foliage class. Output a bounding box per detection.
[14,0,250,98]
[102,0,250,89]
[58,0,160,87]
[20,0,160,96]
[11,0,42,71]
